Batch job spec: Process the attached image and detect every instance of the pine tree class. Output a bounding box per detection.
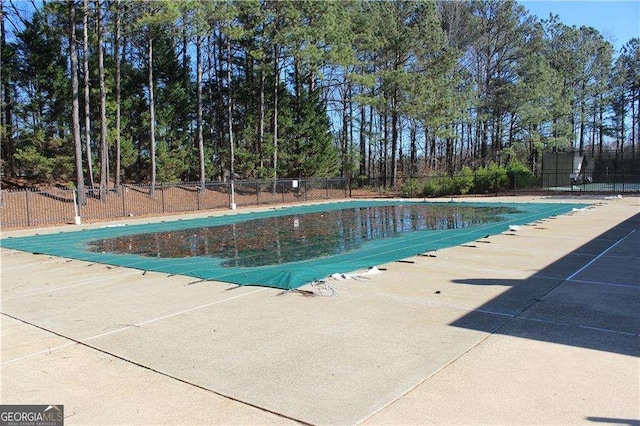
[69,0,86,204]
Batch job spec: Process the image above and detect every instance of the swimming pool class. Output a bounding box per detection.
[0,200,586,289]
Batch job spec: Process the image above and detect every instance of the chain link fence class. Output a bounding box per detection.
[1,178,348,229]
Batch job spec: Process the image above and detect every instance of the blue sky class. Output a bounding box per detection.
[521,0,640,52]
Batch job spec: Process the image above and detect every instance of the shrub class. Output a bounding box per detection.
[401,179,422,197]
[15,146,55,180]
[454,166,474,194]
[507,159,538,189]
[422,176,455,197]
[473,163,508,193]
[356,174,369,188]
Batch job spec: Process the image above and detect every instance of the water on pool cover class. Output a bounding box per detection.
[87,204,519,267]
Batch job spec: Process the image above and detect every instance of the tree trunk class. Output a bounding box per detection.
[69,1,86,206]
[227,34,235,204]
[97,0,108,201]
[508,115,515,150]
[598,98,604,155]
[196,35,205,189]
[359,102,366,177]
[348,83,354,181]
[368,103,373,179]
[446,124,453,176]
[1,0,15,177]
[214,31,225,181]
[294,56,301,124]
[632,84,637,158]
[341,86,348,177]
[83,0,94,189]
[579,83,586,155]
[114,0,121,191]
[258,66,265,170]
[272,45,279,191]
[590,101,597,156]
[381,111,388,186]
[391,90,398,189]
[409,122,417,176]
[206,34,216,180]
[480,119,488,165]
[492,117,501,159]
[148,31,156,196]
[620,94,625,156]
[430,130,436,171]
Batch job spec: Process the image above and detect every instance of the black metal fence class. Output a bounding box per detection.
[2,168,638,229]
[1,178,348,229]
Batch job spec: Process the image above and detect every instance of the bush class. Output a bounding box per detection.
[422,176,455,197]
[473,163,508,193]
[15,146,55,180]
[356,174,369,188]
[401,179,422,197]
[454,166,474,194]
[507,159,538,189]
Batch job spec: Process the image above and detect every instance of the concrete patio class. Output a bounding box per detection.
[2,195,638,425]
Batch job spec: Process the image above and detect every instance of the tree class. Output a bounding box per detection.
[82,0,94,187]
[292,88,338,177]
[616,38,640,158]
[1,0,18,177]
[132,2,181,192]
[69,0,86,204]
[147,24,156,194]
[468,0,532,164]
[3,0,636,191]
[113,0,121,190]
[96,0,108,199]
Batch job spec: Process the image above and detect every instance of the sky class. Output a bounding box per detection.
[520,0,640,52]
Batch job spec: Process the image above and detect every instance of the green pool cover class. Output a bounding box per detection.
[0,200,586,290]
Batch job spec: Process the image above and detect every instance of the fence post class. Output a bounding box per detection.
[72,189,81,225]
[555,152,558,190]
[161,183,165,213]
[282,181,285,203]
[25,189,31,227]
[326,178,329,199]
[256,181,260,205]
[197,185,201,211]
[121,185,126,217]
[304,179,308,201]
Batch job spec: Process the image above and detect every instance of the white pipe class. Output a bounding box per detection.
[230,180,236,210]
[73,189,82,225]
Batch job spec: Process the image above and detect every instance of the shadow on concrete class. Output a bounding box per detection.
[586,417,640,425]
[450,213,640,357]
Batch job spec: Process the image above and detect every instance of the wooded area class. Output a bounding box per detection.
[1,0,638,195]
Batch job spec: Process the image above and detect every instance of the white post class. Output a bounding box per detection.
[230,180,236,210]
[73,189,82,225]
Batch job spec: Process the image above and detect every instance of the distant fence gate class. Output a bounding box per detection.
[1,178,348,229]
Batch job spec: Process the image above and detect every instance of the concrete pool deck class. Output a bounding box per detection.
[1,195,638,425]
